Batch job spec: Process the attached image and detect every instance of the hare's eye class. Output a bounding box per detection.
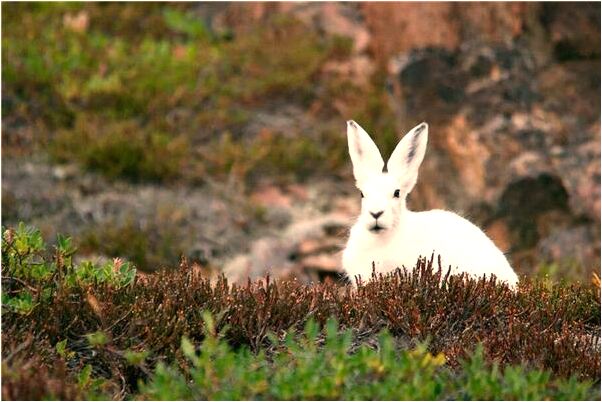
[393,189,400,198]
[360,191,364,198]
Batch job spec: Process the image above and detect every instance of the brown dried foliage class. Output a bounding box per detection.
[1,337,84,400]
[2,256,600,399]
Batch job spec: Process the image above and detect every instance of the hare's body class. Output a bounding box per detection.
[343,209,519,285]
[342,120,519,288]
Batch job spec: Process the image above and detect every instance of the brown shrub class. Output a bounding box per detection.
[2,256,600,399]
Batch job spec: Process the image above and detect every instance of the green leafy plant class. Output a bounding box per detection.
[138,315,599,400]
[456,345,596,400]
[163,8,209,40]
[64,259,136,289]
[2,223,136,317]
[1,291,36,315]
[85,331,110,348]
[124,349,150,366]
[76,364,108,400]
[55,339,76,360]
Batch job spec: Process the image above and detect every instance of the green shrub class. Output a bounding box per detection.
[1,223,136,316]
[2,3,374,183]
[138,315,598,400]
[78,217,185,270]
[51,116,189,182]
[203,129,347,182]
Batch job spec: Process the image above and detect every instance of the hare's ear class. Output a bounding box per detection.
[347,120,384,182]
[387,122,428,194]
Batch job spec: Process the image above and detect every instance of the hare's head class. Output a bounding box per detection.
[347,120,428,235]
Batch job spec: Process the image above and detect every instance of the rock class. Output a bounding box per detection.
[484,219,512,254]
[222,214,348,283]
[322,56,375,86]
[286,184,310,202]
[541,3,600,61]
[250,185,293,208]
[362,3,531,65]
[289,3,370,53]
[297,238,341,256]
[538,226,601,274]
[387,33,600,275]
[554,126,601,221]
[301,254,340,272]
[1,157,286,271]
[63,10,89,33]
[363,3,460,64]
[52,164,79,181]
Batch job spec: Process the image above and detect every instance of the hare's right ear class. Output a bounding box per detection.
[387,122,428,194]
[347,120,384,183]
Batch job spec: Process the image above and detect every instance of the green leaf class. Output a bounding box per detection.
[86,331,109,347]
[56,233,77,256]
[202,310,216,337]
[181,337,195,359]
[56,339,68,357]
[3,291,36,314]
[163,9,208,40]
[78,364,92,388]
[124,349,149,365]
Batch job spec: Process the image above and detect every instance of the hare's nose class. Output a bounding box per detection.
[370,211,384,219]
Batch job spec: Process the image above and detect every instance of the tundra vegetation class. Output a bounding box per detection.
[2,224,600,400]
[3,3,393,183]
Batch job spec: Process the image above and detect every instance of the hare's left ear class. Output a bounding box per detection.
[347,120,384,183]
[387,122,428,194]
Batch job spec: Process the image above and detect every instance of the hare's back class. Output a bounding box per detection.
[407,210,517,283]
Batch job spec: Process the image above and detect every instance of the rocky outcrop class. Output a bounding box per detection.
[384,10,600,275]
[362,2,529,65]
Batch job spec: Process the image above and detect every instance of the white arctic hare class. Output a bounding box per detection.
[342,120,519,288]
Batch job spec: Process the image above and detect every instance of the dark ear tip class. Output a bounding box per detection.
[347,120,357,127]
[414,122,428,134]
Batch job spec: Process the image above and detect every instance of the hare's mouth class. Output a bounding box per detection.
[369,224,386,233]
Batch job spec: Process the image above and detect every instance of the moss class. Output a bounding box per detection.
[78,217,184,271]
[4,3,360,182]
[202,129,348,182]
[50,115,189,182]
[3,5,333,127]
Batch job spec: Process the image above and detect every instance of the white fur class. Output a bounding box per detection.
[342,120,519,288]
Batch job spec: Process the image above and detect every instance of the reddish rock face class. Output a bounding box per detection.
[338,2,597,277]
[361,2,531,65]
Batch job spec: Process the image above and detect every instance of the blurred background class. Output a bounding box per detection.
[2,2,600,284]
